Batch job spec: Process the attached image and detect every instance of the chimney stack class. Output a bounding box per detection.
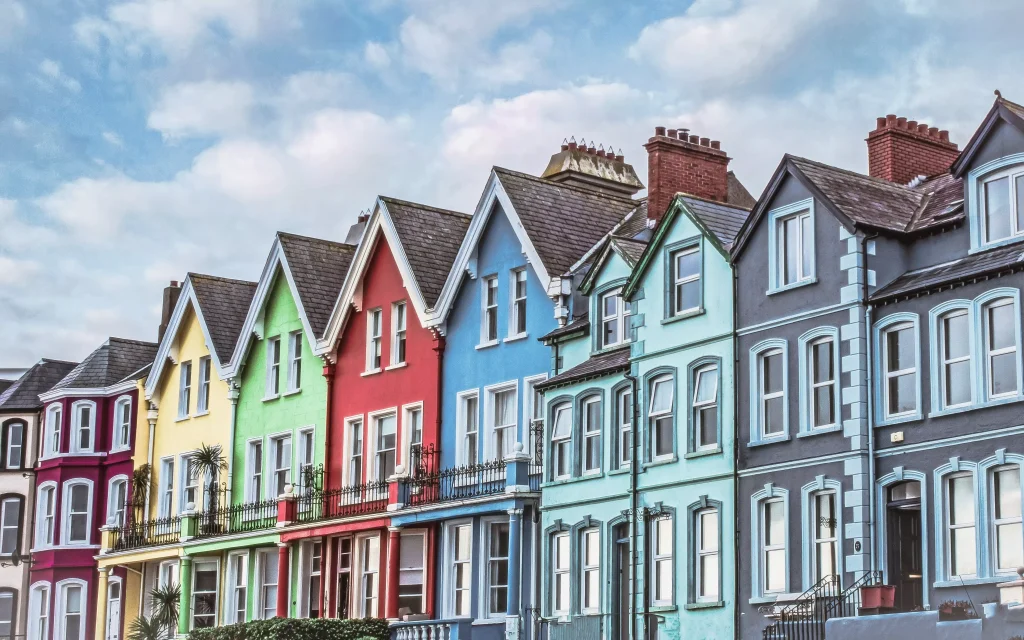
[644,126,731,222]
[540,137,644,197]
[867,114,959,184]
[158,280,182,342]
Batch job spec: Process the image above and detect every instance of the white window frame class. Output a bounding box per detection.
[671,245,701,316]
[298,539,324,619]
[768,199,815,292]
[196,356,211,413]
[945,471,979,579]
[524,374,547,473]
[157,457,174,519]
[484,381,518,462]
[616,387,632,469]
[266,337,281,398]
[370,411,397,482]
[481,517,510,619]
[550,402,572,480]
[55,579,87,640]
[761,498,787,595]
[35,482,56,547]
[581,527,601,614]
[581,396,601,475]
[106,475,129,528]
[692,364,719,450]
[982,297,1020,400]
[509,268,527,339]
[758,348,786,440]
[938,309,973,410]
[648,374,675,461]
[158,560,179,589]
[44,404,61,458]
[695,507,719,603]
[269,433,293,498]
[651,515,674,606]
[297,427,315,487]
[882,321,919,420]
[366,309,383,373]
[397,530,426,616]
[978,164,1024,245]
[456,392,479,467]
[179,453,206,514]
[255,549,278,620]
[105,576,123,640]
[2,419,24,470]
[0,496,21,557]
[190,559,220,629]
[990,464,1024,575]
[70,400,96,454]
[551,531,570,617]
[178,361,192,418]
[402,403,423,474]
[344,417,364,486]
[245,439,264,503]
[390,302,407,367]
[28,582,50,640]
[599,287,630,349]
[443,521,473,618]
[61,479,94,546]
[225,552,248,624]
[811,491,838,583]
[355,533,381,618]
[286,331,303,393]
[111,396,132,452]
[481,275,499,345]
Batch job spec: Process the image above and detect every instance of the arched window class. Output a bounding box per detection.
[35,483,56,547]
[980,296,1020,400]
[550,402,572,480]
[579,394,602,476]
[111,396,132,452]
[44,404,62,458]
[106,476,129,528]
[938,308,973,410]
[27,583,50,640]
[55,579,87,640]
[749,339,789,443]
[70,401,96,454]
[989,464,1023,574]
[1,420,25,470]
[61,480,93,546]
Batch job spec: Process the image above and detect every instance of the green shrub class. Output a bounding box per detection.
[187,617,389,640]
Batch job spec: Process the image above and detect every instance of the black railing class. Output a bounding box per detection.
[110,515,182,551]
[762,571,880,640]
[408,458,507,506]
[194,485,277,539]
[295,477,390,523]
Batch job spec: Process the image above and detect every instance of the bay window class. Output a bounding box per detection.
[398,533,425,615]
[226,553,248,623]
[36,484,55,547]
[106,477,128,528]
[45,405,61,457]
[490,387,516,461]
[458,394,479,466]
[57,582,85,640]
[63,482,91,545]
[391,303,407,366]
[71,401,94,453]
[113,398,132,451]
[358,536,380,617]
[307,541,322,618]
[348,420,363,485]
[287,332,302,392]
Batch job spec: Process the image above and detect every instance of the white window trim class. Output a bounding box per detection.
[27,582,50,640]
[43,404,62,459]
[648,374,675,461]
[989,463,1024,576]
[354,532,381,618]
[483,380,518,462]
[524,374,547,471]
[551,531,570,617]
[157,457,174,519]
[692,363,720,450]
[110,395,133,453]
[938,308,974,411]
[60,479,94,546]
[580,527,601,614]
[255,549,278,620]
[190,558,221,630]
[982,297,1020,401]
[941,469,981,580]
[615,387,633,469]
[767,198,816,294]
[105,575,123,640]
[975,161,1024,248]
[401,402,424,475]
[70,400,97,454]
[651,515,674,607]
[178,452,208,514]
[178,361,192,419]
[265,337,281,399]
[224,551,248,624]
[390,302,407,367]
[297,426,316,486]
[55,578,88,640]
[368,409,398,481]
[750,486,790,599]
[599,287,629,350]
[35,481,57,548]
[105,474,130,528]
[286,331,303,393]
[397,530,427,617]
[695,507,720,603]
[880,319,921,423]
[549,402,572,480]
[267,431,294,499]
[455,391,480,467]
[749,339,789,444]
[0,496,22,556]
[196,356,212,414]
[581,396,602,476]
[671,245,702,316]
[342,416,364,487]
[442,519,474,619]
[245,439,264,503]
[480,275,499,347]
[365,308,383,373]
[508,268,528,339]
[478,515,511,620]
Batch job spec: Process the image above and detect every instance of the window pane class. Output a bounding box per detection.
[944,313,970,360]
[765,501,784,546]
[701,512,719,552]
[887,326,915,372]
[800,214,812,277]
[654,417,673,457]
[945,360,971,406]
[551,405,571,439]
[656,518,671,555]
[603,294,617,318]
[951,526,977,576]
[555,535,569,570]
[992,352,1018,396]
[989,303,1016,350]
[764,397,784,435]
[888,373,917,415]
[650,378,673,413]
[699,407,718,447]
[816,494,836,538]
[656,559,672,601]
[986,176,1012,242]
[1017,174,1024,233]
[949,476,974,525]
[763,352,782,394]
[700,554,719,599]
[814,386,834,427]
[765,549,785,592]
[783,217,799,285]
[676,281,700,313]
[996,468,1022,519]
[998,523,1024,570]
[695,367,718,404]
[585,531,600,565]
[812,341,833,384]
[675,249,699,280]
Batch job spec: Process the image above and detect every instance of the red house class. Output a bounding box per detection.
[282,197,470,621]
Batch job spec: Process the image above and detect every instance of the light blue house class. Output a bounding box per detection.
[400,145,643,640]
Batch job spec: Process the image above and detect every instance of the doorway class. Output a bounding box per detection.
[612,524,630,640]
[106,579,122,640]
[887,481,923,611]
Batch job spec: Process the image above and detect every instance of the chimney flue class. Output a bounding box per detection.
[158,280,183,343]
[645,124,731,222]
[867,113,959,183]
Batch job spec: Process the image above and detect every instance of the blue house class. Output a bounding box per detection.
[392,142,642,640]
[537,128,753,640]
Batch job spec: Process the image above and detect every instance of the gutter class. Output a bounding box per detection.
[226,380,240,506]
[861,233,879,578]
[732,258,742,638]
[623,370,640,640]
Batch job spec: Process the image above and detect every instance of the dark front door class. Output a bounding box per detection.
[887,489,923,611]
[613,525,630,640]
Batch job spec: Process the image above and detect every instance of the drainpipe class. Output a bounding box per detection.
[145,404,157,519]
[623,370,640,640]
[732,259,742,636]
[226,380,240,505]
[322,360,335,491]
[861,233,879,578]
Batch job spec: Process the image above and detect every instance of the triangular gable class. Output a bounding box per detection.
[951,96,1024,177]
[318,197,443,353]
[429,170,555,328]
[580,237,645,296]
[146,276,234,398]
[225,236,338,377]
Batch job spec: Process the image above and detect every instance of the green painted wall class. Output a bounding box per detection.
[233,270,327,502]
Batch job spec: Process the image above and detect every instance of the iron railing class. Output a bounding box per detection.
[295,477,390,523]
[762,571,880,640]
[110,515,182,551]
[193,485,277,539]
[407,458,508,506]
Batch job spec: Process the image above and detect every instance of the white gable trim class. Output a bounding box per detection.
[317,198,433,355]
[145,277,227,400]
[427,170,551,328]
[222,238,321,378]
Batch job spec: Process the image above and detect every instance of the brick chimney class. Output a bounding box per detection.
[867,114,959,184]
[158,280,182,342]
[644,126,730,222]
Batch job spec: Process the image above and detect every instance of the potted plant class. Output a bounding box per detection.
[861,584,897,609]
[938,600,977,620]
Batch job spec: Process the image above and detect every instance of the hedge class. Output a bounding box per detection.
[187,617,389,640]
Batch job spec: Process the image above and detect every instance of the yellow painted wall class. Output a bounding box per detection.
[146,303,233,519]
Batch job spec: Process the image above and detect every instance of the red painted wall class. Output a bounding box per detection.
[328,236,442,486]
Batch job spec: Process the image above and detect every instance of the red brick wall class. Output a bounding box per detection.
[867,115,959,184]
[644,128,730,221]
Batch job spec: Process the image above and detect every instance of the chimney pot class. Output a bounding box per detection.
[700,137,710,147]
[568,140,578,151]
[907,120,918,131]
[666,129,677,139]
[928,126,939,138]
[710,140,721,150]
[939,130,949,142]
[689,134,700,144]
[615,153,624,162]
[587,144,597,155]
[645,126,730,222]
[876,116,887,130]
[655,126,666,137]
[679,128,689,139]
[561,140,569,151]
[868,114,958,183]
[896,117,908,129]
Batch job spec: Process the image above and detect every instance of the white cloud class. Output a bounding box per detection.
[38,59,82,92]
[0,256,39,284]
[0,0,26,44]
[102,131,124,147]
[148,80,255,139]
[364,41,391,69]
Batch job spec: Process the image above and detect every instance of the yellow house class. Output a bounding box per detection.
[95,274,256,640]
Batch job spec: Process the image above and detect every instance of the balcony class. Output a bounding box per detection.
[293,472,390,524]
[192,486,278,540]
[106,515,182,551]
[405,444,542,507]
[390,618,473,640]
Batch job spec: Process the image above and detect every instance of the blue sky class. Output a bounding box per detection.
[1,0,1023,366]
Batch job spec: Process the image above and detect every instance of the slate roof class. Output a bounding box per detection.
[0,380,11,396]
[381,197,472,308]
[189,274,258,365]
[611,201,651,241]
[611,237,648,267]
[727,171,757,210]
[906,173,965,232]
[535,346,630,391]
[0,359,78,411]
[679,194,751,250]
[539,314,590,343]
[495,167,639,278]
[52,338,158,391]
[872,242,1024,303]
[278,233,356,337]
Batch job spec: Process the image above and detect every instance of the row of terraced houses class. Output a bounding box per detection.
[5,94,1024,640]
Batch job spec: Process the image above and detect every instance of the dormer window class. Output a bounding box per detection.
[981,167,1024,244]
[600,288,631,349]
[767,198,815,293]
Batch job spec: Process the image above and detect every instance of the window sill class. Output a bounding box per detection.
[384,363,407,371]
[175,415,191,422]
[661,308,704,325]
[747,435,791,448]
[645,456,678,468]
[748,596,779,605]
[648,604,677,613]
[796,425,841,438]
[476,340,499,350]
[767,277,817,296]
[968,235,1024,255]
[684,447,722,459]
[543,472,605,487]
[685,601,724,610]
[282,389,302,397]
[360,369,382,377]
[608,466,631,475]
[929,393,1024,418]
[261,395,279,403]
[591,343,630,357]
[109,446,131,454]
[504,333,529,343]
[875,412,922,427]
[934,576,1010,588]
[193,410,210,418]
[471,618,506,626]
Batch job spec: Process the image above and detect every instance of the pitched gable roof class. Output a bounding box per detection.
[52,338,158,392]
[952,95,1024,177]
[278,233,357,337]
[190,274,258,365]
[534,346,630,392]
[0,359,78,411]
[871,242,1024,303]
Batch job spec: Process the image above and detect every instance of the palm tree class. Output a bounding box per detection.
[131,464,152,515]
[191,443,228,533]
[128,582,180,640]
